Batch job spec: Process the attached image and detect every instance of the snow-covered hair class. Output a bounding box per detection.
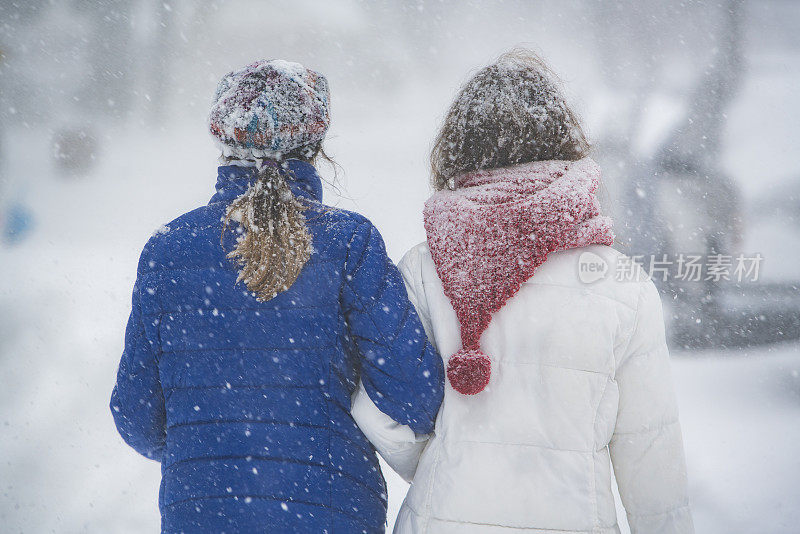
[431,49,590,190]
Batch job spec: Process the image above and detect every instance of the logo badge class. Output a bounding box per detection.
[578,251,609,284]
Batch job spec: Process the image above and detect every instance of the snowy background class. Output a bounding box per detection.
[1,1,798,532]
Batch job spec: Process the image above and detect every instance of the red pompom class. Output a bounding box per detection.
[447,349,491,395]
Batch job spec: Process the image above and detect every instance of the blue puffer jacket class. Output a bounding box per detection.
[110,160,445,534]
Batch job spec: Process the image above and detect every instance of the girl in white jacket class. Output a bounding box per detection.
[352,50,694,534]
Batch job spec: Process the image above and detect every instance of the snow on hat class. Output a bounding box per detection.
[209,59,330,160]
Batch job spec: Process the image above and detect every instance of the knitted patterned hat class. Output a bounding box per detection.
[209,59,330,159]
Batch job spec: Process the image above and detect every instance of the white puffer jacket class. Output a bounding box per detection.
[352,243,693,534]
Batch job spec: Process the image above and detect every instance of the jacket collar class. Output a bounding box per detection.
[209,159,323,205]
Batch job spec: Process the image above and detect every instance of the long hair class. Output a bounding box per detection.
[221,144,331,302]
[430,49,591,190]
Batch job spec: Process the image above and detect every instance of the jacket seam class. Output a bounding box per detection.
[627,501,691,518]
[495,360,611,376]
[613,343,667,379]
[163,384,322,392]
[612,417,679,436]
[419,277,639,312]
[591,379,609,445]
[590,379,609,531]
[344,290,414,390]
[392,302,412,340]
[452,439,593,454]
[342,221,372,298]
[326,341,334,529]
[162,495,373,526]
[423,439,442,533]
[164,454,325,471]
[167,420,373,458]
[343,272,391,314]
[163,454,387,500]
[405,500,618,532]
[148,304,339,317]
[141,257,339,276]
[401,248,432,324]
[523,281,640,311]
[339,222,363,314]
[159,343,335,354]
[167,419,328,431]
[614,280,648,377]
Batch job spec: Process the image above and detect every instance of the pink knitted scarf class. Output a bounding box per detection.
[423,158,615,395]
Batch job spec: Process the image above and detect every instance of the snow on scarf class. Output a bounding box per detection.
[423,158,615,395]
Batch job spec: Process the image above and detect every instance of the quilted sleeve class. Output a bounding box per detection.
[609,279,694,534]
[110,247,166,461]
[342,221,444,435]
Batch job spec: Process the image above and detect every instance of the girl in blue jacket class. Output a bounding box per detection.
[110,59,444,534]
